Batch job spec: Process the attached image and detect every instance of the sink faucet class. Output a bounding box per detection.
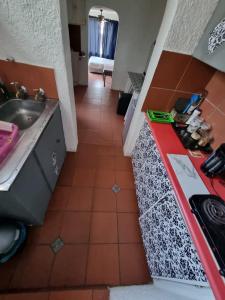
[33,88,46,102]
[10,82,28,99]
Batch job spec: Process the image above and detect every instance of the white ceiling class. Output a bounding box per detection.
[89,7,119,21]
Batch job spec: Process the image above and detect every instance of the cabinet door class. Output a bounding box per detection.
[135,147,172,215]
[35,106,66,190]
[1,153,52,225]
[131,119,155,178]
[139,191,207,283]
[133,119,172,215]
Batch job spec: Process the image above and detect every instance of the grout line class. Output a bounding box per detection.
[175,57,193,90]
[84,185,95,286]
[150,86,193,95]
[205,98,225,116]
[27,241,142,246]
[115,189,122,285]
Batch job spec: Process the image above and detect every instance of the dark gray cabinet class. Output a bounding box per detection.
[35,107,66,190]
[0,106,66,225]
[0,153,51,225]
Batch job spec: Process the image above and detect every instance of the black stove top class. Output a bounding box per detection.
[189,194,225,277]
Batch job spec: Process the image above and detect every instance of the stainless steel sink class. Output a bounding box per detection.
[0,99,46,130]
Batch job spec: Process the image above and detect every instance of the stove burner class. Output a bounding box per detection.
[203,198,225,225]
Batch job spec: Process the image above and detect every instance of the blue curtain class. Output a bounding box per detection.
[88,17,100,57]
[102,20,118,59]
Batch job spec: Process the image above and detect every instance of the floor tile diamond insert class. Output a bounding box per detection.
[112,184,121,193]
[51,237,64,254]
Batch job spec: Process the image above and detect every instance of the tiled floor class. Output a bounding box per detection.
[0,73,151,295]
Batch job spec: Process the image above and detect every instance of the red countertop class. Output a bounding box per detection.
[145,115,225,300]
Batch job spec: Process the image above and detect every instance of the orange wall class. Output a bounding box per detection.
[0,59,58,99]
[200,71,225,148]
[142,50,225,149]
[142,51,215,112]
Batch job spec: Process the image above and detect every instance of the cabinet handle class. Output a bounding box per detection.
[56,139,60,143]
[52,152,57,166]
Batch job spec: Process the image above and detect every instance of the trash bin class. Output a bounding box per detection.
[116,92,132,116]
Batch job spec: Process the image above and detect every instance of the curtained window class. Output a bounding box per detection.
[88,17,101,57]
[88,16,118,60]
[102,20,118,60]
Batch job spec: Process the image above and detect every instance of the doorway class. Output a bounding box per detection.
[88,7,119,88]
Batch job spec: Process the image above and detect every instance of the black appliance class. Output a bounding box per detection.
[117,92,132,116]
[189,194,225,277]
[201,144,225,178]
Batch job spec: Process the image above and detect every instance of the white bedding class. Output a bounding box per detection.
[89,56,114,73]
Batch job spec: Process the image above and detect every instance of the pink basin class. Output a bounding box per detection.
[0,124,19,165]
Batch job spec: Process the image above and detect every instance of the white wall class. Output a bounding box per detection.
[75,0,167,89]
[123,0,219,156]
[0,0,78,151]
[164,0,219,54]
[67,0,86,25]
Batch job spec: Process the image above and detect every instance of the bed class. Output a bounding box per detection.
[88,56,114,74]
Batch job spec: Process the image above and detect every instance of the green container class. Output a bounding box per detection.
[147,110,174,123]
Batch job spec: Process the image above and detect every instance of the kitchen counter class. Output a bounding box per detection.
[0,99,58,191]
[128,72,144,93]
[145,115,225,300]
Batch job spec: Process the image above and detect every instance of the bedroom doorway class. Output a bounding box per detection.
[88,7,119,88]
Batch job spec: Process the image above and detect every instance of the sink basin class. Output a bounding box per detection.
[0,99,46,130]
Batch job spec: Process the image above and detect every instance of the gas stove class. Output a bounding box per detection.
[189,194,225,277]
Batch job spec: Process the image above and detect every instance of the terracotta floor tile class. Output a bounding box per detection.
[115,157,132,171]
[93,189,117,212]
[0,256,20,291]
[115,171,135,189]
[57,153,76,186]
[3,293,49,300]
[90,212,118,243]
[93,289,109,300]
[10,245,54,289]
[29,211,63,244]
[116,190,138,213]
[77,144,99,156]
[60,212,91,243]
[50,245,88,287]
[78,129,107,145]
[66,187,93,211]
[86,244,119,285]
[48,186,71,211]
[74,153,97,169]
[49,290,92,300]
[97,155,115,170]
[95,170,115,188]
[117,213,141,243]
[96,145,116,156]
[113,146,124,156]
[119,244,151,285]
[73,168,96,187]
